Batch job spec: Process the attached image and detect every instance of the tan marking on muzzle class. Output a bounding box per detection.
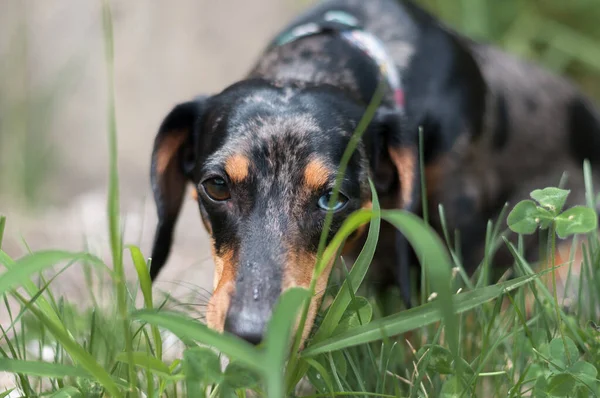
[304,158,331,190]
[224,153,250,183]
[207,245,237,332]
[388,146,416,208]
[155,131,186,175]
[283,249,337,348]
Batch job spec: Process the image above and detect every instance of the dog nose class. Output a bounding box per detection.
[223,310,265,345]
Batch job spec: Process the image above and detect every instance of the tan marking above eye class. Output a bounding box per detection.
[224,153,250,183]
[155,131,186,175]
[304,158,331,189]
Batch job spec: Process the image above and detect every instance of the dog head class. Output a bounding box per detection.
[149,78,413,346]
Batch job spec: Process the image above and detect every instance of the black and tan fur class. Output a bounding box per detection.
[148,0,600,346]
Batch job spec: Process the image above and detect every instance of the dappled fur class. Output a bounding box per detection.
[148,0,600,345]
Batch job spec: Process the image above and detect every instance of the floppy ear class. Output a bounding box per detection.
[149,97,207,281]
[367,108,420,308]
[367,108,420,212]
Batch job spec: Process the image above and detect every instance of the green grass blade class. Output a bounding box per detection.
[3,263,72,338]
[380,210,458,359]
[311,180,381,344]
[0,216,5,249]
[12,293,124,397]
[129,246,152,308]
[503,237,587,347]
[0,250,103,297]
[49,387,83,397]
[0,389,15,398]
[129,245,162,360]
[264,287,310,398]
[285,208,375,390]
[301,273,539,357]
[0,304,33,395]
[0,358,90,379]
[289,81,386,368]
[100,0,136,393]
[305,358,336,397]
[303,393,396,398]
[344,350,367,392]
[317,210,375,278]
[583,159,598,253]
[132,310,262,372]
[114,351,171,375]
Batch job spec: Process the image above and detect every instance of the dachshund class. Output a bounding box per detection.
[147,0,600,346]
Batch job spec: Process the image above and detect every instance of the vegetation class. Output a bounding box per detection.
[417,0,600,100]
[1,1,600,397]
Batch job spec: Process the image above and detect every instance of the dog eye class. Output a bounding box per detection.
[318,191,348,212]
[202,177,231,201]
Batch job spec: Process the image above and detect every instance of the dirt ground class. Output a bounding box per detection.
[0,0,316,325]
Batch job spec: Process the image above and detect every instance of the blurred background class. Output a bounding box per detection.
[0,0,599,308]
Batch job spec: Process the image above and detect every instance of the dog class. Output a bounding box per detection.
[147,0,600,346]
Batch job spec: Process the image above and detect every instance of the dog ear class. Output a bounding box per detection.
[367,108,420,212]
[367,108,420,309]
[149,96,208,281]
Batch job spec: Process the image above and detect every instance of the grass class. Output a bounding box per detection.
[1,1,600,397]
[1,193,598,398]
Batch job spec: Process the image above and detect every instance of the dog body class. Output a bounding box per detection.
[149,0,600,345]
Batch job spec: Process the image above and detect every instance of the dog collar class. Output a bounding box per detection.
[271,10,405,112]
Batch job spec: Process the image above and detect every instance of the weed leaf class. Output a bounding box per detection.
[507,200,541,235]
[224,361,260,390]
[555,206,598,238]
[184,347,223,385]
[333,296,373,336]
[531,188,570,214]
[547,373,577,396]
[549,337,579,369]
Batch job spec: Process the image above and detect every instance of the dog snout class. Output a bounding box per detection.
[223,305,267,345]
